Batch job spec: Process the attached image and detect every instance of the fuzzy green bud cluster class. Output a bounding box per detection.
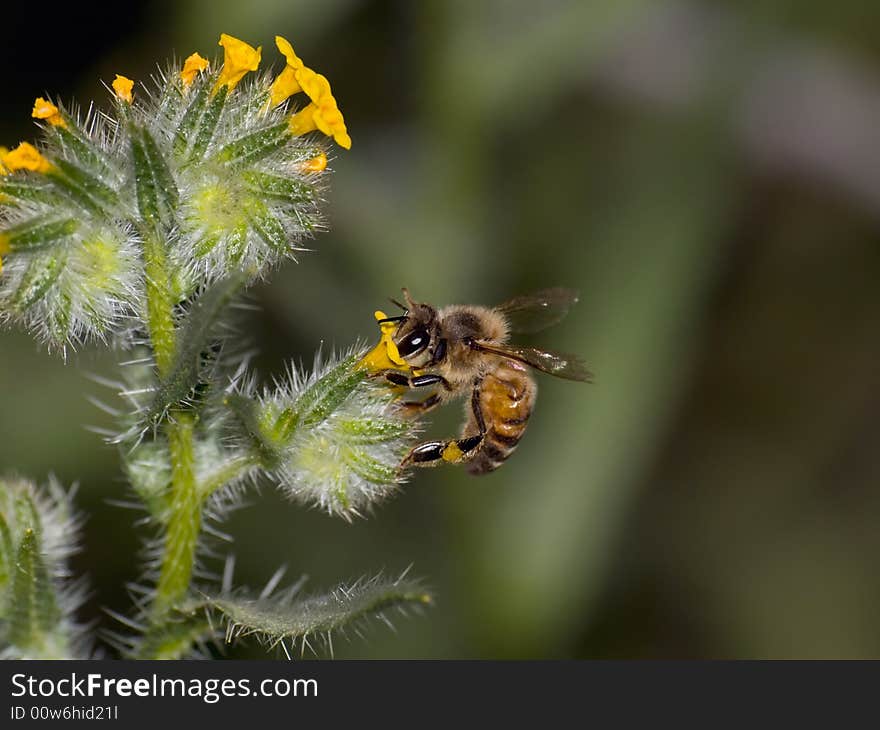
[0,477,87,659]
[226,350,420,519]
[0,39,332,351]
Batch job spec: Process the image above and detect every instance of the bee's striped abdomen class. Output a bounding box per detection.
[468,360,536,475]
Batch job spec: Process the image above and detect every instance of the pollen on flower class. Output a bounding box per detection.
[32,97,66,127]
[2,142,52,173]
[358,311,409,373]
[112,75,134,103]
[181,52,209,87]
[288,67,351,150]
[269,35,305,107]
[214,33,261,93]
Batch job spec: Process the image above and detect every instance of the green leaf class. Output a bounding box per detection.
[343,446,399,485]
[11,251,67,311]
[294,354,366,429]
[130,126,178,228]
[124,441,172,521]
[337,416,411,444]
[6,529,63,652]
[0,178,64,206]
[13,492,42,540]
[188,86,228,162]
[241,170,315,205]
[214,122,290,167]
[193,232,221,258]
[147,273,245,424]
[51,122,114,177]
[131,132,160,225]
[46,291,73,344]
[203,572,432,654]
[226,221,249,265]
[140,128,179,220]
[48,159,120,214]
[245,200,288,253]
[224,394,284,468]
[2,218,78,252]
[174,81,211,157]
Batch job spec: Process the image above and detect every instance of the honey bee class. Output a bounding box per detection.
[374,288,592,475]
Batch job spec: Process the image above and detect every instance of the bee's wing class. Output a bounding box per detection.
[495,288,580,334]
[473,342,593,382]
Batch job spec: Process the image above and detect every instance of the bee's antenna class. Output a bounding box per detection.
[389,297,407,312]
[377,315,407,325]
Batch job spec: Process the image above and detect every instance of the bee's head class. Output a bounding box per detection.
[385,288,439,368]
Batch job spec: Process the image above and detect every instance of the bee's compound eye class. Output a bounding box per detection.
[398,329,430,357]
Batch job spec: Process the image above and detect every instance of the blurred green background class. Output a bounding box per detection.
[3,0,880,658]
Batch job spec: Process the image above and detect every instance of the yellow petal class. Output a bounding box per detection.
[313,96,351,149]
[31,97,65,127]
[296,66,331,104]
[275,36,304,70]
[2,142,52,173]
[0,146,8,176]
[215,33,261,93]
[334,129,352,150]
[181,52,209,87]
[113,75,134,103]
[302,151,327,173]
[288,104,319,136]
[358,311,409,372]
[284,67,352,148]
[269,67,302,107]
[289,90,351,149]
[268,37,308,107]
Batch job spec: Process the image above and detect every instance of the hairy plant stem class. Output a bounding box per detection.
[142,234,177,376]
[154,412,199,614]
[142,236,201,619]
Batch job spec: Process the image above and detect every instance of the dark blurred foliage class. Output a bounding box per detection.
[2,0,880,658]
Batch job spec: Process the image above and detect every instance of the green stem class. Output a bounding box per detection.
[139,226,247,632]
[154,412,199,614]
[142,233,176,376]
[141,229,199,618]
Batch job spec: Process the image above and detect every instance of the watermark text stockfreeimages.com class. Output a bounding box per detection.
[10,672,317,705]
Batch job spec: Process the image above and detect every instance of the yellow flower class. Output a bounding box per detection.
[2,142,52,174]
[288,67,351,149]
[31,97,66,127]
[0,232,9,274]
[358,311,408,372]
[302,151,327,173]
[181,52,209,87]
[214,33,261,94]
[0,146,9,176]
[112,75,134,103]
[269,35,305,107]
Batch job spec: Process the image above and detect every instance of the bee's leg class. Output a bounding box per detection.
[382,372,451,390]
[402,380,486,467]
[403,434,483,467]
[395,393,442,419]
